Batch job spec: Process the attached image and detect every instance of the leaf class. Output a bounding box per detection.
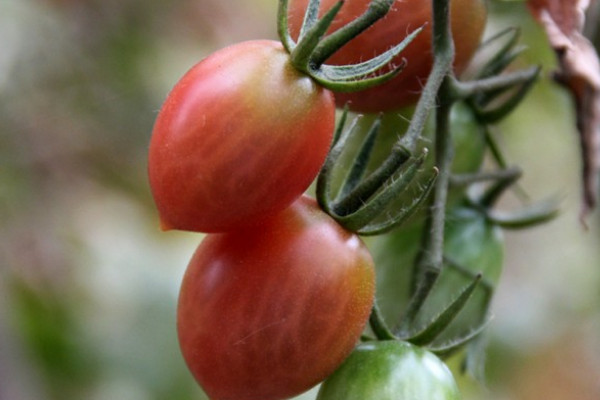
[528,0,600,220]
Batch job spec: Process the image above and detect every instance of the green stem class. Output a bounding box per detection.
[369,303,397,340]
[400,0,454,152]
[397,0,455,333]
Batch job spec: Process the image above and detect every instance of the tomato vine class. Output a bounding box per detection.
[147,0,576,399]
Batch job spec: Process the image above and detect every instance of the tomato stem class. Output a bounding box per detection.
[369,303,397,341]
[398,0,456,333]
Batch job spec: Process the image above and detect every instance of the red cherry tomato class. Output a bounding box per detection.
[288,0,487,112]
[148,40,335,233]
[177,196,375,400]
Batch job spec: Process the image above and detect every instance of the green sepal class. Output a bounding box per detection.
[290,0,345,72]
[310,0,396,66]
[472,66,541,123]
[486,197,561,229]
[277,0,295,53]
[297,0,323,42]
[278,0,423,92]
[334,152,428,232]
[316,111,435,235]
[358,167,438,236]
[405,274,482,346]
[316,113,362,215]
[427,318,491,359]
[331,145,410,217]
[475,27,523,80]
[337,115,382,200]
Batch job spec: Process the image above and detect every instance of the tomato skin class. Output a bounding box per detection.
[289,0,487,112]
[148,40,335,233]
[177,196,375,400]
[317,340,461,400]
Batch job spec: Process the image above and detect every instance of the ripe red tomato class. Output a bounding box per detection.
[288,0,487,112]
[177,196,375,400]
[148,40,335,233]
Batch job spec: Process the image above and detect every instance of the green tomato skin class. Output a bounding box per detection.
[444,206,504,284]
[317,341,461,400]
[446,102,486,176]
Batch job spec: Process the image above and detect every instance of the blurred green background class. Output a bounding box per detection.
[1,0,599,399]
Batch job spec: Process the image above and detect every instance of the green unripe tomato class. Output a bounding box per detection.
[317,340,461,400]
[444,206,504,285]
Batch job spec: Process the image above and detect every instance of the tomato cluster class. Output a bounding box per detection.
[147,0,491,398]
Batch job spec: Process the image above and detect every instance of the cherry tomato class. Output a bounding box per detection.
[148,40,335,233]
[317,340,461,400]
[288,0,487,112]
[177,196,375,400]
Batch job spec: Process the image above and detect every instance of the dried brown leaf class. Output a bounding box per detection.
[528,0,600,219]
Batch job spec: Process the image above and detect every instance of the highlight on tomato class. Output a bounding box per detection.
[317,340,461,400]
[148,40,335,233]
[288,0,487,112]
[177,196,375,400]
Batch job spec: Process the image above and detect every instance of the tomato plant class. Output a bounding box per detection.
[317,340,461,400]
[415,204,504,339]
[369,202,501,331]
[288,0,487,112]
[177,196,375,400]
[148,40,335,233]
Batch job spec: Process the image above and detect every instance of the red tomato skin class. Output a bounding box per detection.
[288,0,487,112]
[148,40,335,233]
[177,196,375,400]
